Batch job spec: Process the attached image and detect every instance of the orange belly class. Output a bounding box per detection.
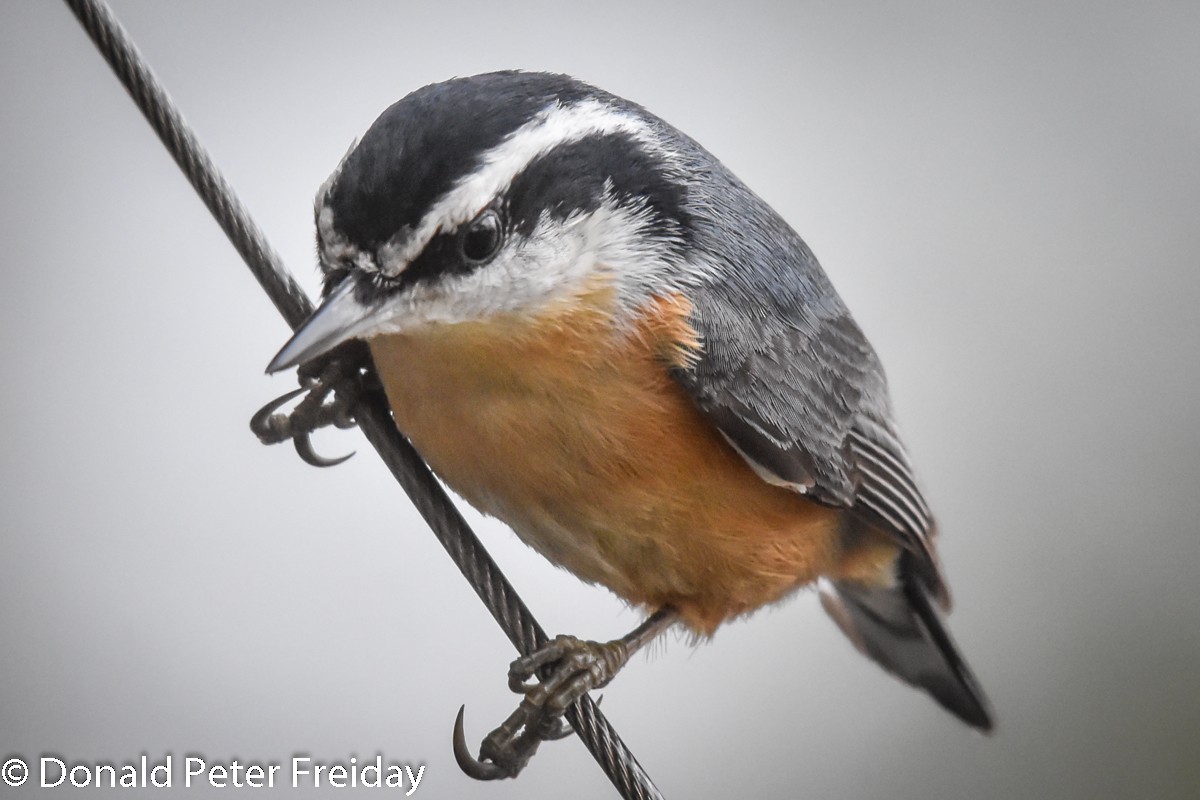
[367,289,895,634]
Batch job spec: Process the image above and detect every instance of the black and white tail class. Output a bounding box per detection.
[819,554,994,731]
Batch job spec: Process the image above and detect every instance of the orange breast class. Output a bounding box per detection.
[367,287,894,634]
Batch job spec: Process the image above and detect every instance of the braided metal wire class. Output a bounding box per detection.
[62,1,664,798]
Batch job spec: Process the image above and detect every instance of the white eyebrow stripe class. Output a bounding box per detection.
[376,98,665,275]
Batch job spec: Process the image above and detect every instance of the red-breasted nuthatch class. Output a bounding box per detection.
[263,70,992,778]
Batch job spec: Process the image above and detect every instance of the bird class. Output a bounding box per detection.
[260,70,993,778]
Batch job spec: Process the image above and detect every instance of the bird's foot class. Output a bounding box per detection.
[250,341,372,467]
[453,634,631,780]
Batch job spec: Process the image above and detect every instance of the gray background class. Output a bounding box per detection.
[2,1,1198,798]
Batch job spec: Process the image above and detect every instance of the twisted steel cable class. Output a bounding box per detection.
[61,1,664,797]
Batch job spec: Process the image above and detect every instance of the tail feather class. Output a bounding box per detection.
[819,555,994,731]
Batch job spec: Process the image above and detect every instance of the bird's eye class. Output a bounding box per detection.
[460,209,503,263]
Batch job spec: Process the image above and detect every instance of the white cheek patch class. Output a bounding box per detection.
[352,228,589,334]
[351,191,710,338]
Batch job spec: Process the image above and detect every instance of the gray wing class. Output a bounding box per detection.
[675,284,948,607]
[669,167,947,605]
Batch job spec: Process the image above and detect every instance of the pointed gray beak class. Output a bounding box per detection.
[266,278,381,373]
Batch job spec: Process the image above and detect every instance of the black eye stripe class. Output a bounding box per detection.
[383,207,506,293]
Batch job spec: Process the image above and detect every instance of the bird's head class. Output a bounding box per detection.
[268,71,702,373]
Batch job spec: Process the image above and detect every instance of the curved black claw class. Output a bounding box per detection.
[249,387,307,444]
[457,612,673,782]
[457,639,630,781]
[251,344,370,467]
[294,432,354,468]
[452,706,508,781]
